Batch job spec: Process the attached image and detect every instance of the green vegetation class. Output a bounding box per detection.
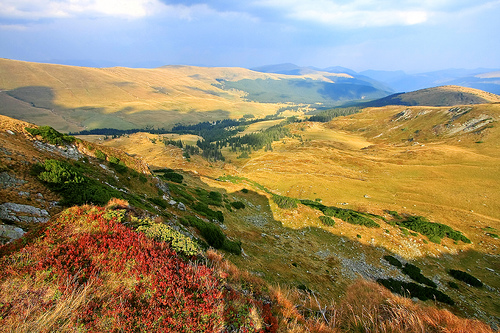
[318,215,335,226]
[180,216,241,255]
[383,255,403,268]
[308,107,361,122]
[95,149,107,160]
[138,221,201,256]
[377,278,454,305]
[448,269,483,287]
[155,168,184,183]
[272,194,299,209]
[192,202,224,223]
[230,201,246,209]
[25,126,75,145]
[300,199,380,228]
[397,215,471,244]
[402,263,437,288]
[108,156,128,174]
[34,159,121,206]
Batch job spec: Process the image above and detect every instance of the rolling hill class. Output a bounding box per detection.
[357,85,500,107]
[0,59,391,133]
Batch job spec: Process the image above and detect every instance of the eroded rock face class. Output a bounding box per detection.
[0,202,50,223]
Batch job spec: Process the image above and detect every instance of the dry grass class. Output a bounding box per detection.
[273,280,496,333]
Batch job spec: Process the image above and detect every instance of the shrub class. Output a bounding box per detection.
[95,149,107,160]
[272,194,298,209]
[241,188,249,193]
[398,215,471,244]
[230,201,246,209]
[301,199,380,228]
[192,202,224,222]
[448,269,483,287]
[35,159,121,206]
[448,281,459,289]
[108,156,128,174]
[25,126,75,145]
[319,215,335,226]
[159,170,184,183]
[138,223,201,256]
[383,255,402,268]
[402,263,437,288]
[377,278,454,305]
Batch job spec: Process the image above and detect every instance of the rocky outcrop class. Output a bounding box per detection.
[0,202,50,224]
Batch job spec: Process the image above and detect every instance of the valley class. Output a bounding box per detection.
[0,59,499,332]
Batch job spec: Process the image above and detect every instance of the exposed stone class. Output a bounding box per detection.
[0,224,26,241]
[177,202,186,211]
[0,172,26,189]
[0,202,50,223]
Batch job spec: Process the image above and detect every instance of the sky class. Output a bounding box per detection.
[0,0,499,72]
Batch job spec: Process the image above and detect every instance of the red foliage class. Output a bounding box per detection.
[0,206,280,332]
[34,207,225,332]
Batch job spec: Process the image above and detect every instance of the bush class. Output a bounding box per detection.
[383,255,402,268]
[138,223,201,256]
[402,263,437,288]
[300,199,380,228]
[448,269,483,287]
[25,126,75,145]
[95,150,107,160]
[192,202,224,222]
[230,201,246,209]
[319,215,335,226]
[377,278,454,305]
[159,170,184,183]
[398,215,471,244]
[35,159,121,206]
[108,156,128,174]
[272,194,298,209]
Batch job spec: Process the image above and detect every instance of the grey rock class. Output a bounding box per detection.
[0,224,26,241]
[177,202,186,211]
[0,172,26,189]
[0,202,50,223]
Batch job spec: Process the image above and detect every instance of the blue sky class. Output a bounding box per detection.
[0,0,499,72]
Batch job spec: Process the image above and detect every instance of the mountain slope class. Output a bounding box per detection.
[1,115,498,332]
[358,85,500,107]
[0,59,391,132]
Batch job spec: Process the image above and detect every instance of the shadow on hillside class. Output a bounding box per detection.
[3,85,232,132]
[171,174,499,328]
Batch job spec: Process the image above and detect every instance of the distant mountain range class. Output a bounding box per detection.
[251,64,500,95]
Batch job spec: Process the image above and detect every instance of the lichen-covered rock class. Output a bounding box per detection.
[0,202,50,223]
[0,224,26,242]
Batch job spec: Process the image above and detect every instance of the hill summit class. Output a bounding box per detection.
[361,85,500,107]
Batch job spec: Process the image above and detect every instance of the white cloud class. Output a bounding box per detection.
[252,0,494,27]
[0,0,165,19]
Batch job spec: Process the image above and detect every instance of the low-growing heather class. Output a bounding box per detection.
[0,205,271,332]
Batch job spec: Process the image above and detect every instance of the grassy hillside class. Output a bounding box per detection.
[1,115,497,332]
[0,59,392,133]
[100,103,500,329]
[360,85,500,107]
